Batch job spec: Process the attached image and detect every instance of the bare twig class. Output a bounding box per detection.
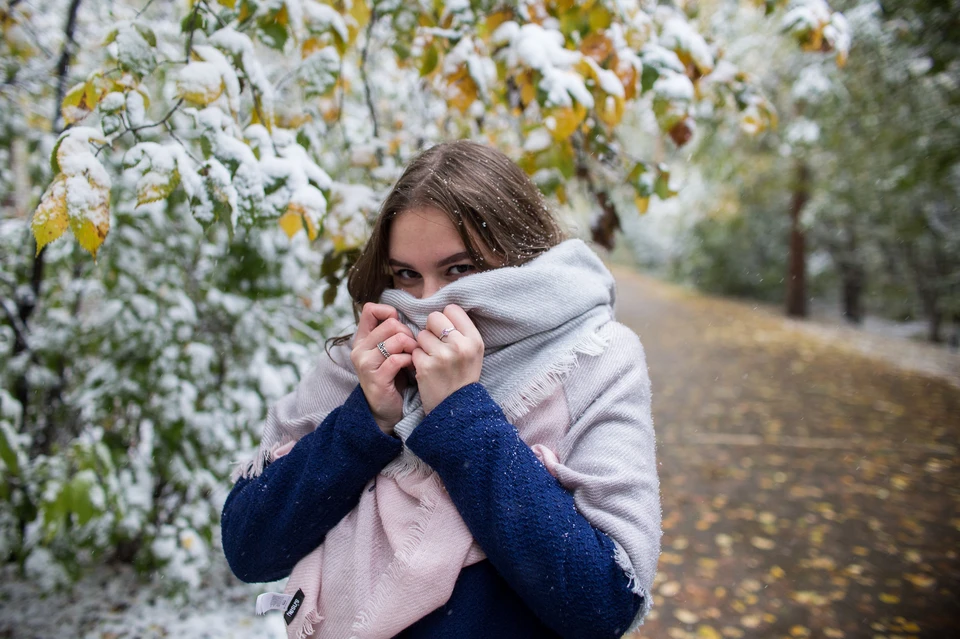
[184,2,201,63]
[164,120,202,164]
[51,0,83,131]
[0,297,29,352]
[135,0,157,19]
[128,98,185,134]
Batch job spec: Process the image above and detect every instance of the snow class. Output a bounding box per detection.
[640,44,686,75]
[653,73,694,102]
[493,22,593,108]
[209,28,275,114]
[193,45,242,115]
[125,90,146,127]
[303,0,349,43]
[792,65,832,102]
[660,15,714,74]
[785,118,821,145]
[100,92,126,113]
[584,58,625,98]
[523,128,553,153]
[0,561,287,639]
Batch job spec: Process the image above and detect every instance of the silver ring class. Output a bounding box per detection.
[377,342,391,359]
[439,327,458,341]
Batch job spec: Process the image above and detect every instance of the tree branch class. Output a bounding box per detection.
[51,0,83,131]
[0,297,29,353]
[360,9,380,140]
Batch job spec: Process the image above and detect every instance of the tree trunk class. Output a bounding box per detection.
[841,264,864,323]
[839,231,864,324]
[11,0,83,430]
[786,160,810,317]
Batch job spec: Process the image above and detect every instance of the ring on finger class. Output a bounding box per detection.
[377,342,391,359]
[439,327,459,341]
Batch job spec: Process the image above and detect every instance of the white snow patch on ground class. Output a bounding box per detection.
[0,559,286,639]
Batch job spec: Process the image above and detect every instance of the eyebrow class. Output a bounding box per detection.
[389,251,471,270]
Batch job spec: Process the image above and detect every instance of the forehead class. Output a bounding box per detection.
[388,208,465,258]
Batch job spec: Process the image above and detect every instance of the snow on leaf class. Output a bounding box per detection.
[298,46,340,98]
[177,62,226,107]
[114,23,158,76]
[65,174,110,258]
[126,143,183,206]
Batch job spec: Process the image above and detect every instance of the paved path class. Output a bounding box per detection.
[611,268,960,639]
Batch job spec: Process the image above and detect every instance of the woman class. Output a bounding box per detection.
[221,141,661,639]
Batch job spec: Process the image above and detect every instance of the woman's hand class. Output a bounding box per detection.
[412,304,484,415]
[351,303,418,435]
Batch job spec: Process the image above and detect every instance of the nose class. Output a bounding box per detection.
[421,277,443,299]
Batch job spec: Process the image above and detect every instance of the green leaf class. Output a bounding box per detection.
[50,137,65,174]
[654,165,677,199]
[420,42,439,77]
[69,475,97,526]
[134,23,157,47]
[641,65,659,94]
[0,421,21,476]
[181,10,209,34]
[258,22,289,51]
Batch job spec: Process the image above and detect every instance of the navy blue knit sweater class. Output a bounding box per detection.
[221,383,642,638]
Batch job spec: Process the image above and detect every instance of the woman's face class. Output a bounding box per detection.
[387,207,481,299]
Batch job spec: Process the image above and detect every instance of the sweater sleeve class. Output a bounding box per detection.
[404,383,642,639]
[221,385,403,583]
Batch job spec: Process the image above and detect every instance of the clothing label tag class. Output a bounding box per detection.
[284,589,306,625]
[255,592,293,616]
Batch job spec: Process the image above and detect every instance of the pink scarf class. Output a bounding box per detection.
[268,389,571,639]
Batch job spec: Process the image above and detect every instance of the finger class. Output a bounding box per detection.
[361,317,414,350]
[426,311,456,339]
[382,333,418,356]
[442,304,482,342]
[416,327,444,356]
[356,303,399,342]
[375,352,413,381]
[412,347,428,370]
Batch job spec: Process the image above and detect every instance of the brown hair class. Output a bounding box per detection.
[327,141,566,348]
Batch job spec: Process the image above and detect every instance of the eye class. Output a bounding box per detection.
[393,269,421,281]
[446,264,476,277]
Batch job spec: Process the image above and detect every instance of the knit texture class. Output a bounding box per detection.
[222,383,641,638]
[228,239,661,637]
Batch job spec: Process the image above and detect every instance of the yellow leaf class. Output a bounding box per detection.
[878,593,900,604]
[275,4,289,26]
[216,0,237,7]
[545,104,586,140]
[347,0,370,44]
[137,168,180,206]
[482,9,514,39]
[696,625,722,639]
[597,94,625,127]
[64,173,111,258]
[62,82,93,125]
[31,175,69,254]
[70,208,109,258]
[279,210,305,239]
[446,64,479,113]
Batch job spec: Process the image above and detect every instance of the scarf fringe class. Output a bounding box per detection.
[349,481,441,637]
[612,538,653,632]
[294,608,324,639]
[499,328,610,422]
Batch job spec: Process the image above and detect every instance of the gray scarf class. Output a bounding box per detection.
[379,238,615,473]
